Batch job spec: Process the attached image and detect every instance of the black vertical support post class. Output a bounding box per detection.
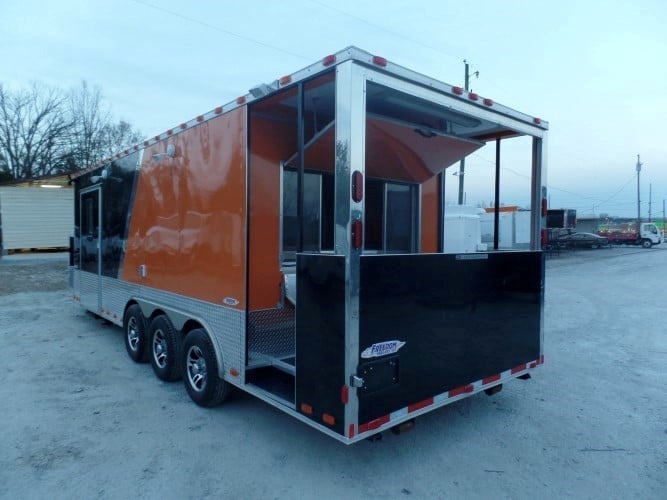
[297,83,305,252]
[493,138,501,250]
[437,171,445,252]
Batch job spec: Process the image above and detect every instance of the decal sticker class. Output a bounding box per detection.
[361,340,406,359]
[223,297,239,306]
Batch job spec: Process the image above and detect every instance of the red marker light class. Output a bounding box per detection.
[452,86,464,95]
[322,54,336,66]
[483,98,493,106]
[468,92,479,101]
[352,171,363,202]
[279,75,292,86]
[372,55,387,67]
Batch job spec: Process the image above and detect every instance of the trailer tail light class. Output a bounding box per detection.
[351,220,363,250]
[372,55,387,67]
[352,171,363,202]
[300,403,313,415]
[322,413,336,426]
[322,54,336,66]
[452,86,464,95]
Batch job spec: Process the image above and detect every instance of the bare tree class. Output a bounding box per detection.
[0,83,72,179]
[68,81,111,170]
[99,119,143,159]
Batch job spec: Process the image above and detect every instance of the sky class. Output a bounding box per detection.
[1,0,666,218]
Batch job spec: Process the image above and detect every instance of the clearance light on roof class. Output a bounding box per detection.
[468,92,479,101]
[452,86,464,95]
[483,98,493,106]
[322,54,336,66]
[214,106,223,114]
[236,96,246,105]
[372,55,387,67]
[279,75,292,86]
[533,117,542,124]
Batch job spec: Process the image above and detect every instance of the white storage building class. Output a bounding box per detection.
[0,175,73,253]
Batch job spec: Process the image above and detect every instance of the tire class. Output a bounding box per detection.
[182,329,231,407]
[148,315,182,382]
[123,304,148,363]
[642,239,652,249]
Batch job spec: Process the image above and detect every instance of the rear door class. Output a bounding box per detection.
[79,187,101,312]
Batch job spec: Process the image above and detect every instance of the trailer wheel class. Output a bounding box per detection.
[149,315,182,382]
[642,239,652,248]
[123,304,148,363]
[182,328,231,407]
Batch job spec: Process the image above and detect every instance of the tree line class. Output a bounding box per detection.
[0,81,143,182]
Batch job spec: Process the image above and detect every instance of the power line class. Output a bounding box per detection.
[130,0,312,61]
[309,0,461,63]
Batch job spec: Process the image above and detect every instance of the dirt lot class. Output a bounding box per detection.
[0,248,665,499]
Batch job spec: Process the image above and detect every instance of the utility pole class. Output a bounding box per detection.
[458,60,478,205]
[636,154,642,227]
[648,183,652,222]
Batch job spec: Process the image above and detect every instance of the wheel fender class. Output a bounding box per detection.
[130,298,227,379]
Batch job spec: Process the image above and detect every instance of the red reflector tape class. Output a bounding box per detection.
[359,415,390,433]
[408,397,434,413]
[449,384,474,398]
[323,413,335,426]
[341,385,349,405]
[348,424,355,438]
[529,362,537,368]
[511,364,527,374]
[483,374,501,385]
[300,403,313,415]
[540,354,545,364]
[351,219,363,250]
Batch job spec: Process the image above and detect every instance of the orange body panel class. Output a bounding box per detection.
[247,115,297,310]
[122,108,247,308]
[420,175,439,253]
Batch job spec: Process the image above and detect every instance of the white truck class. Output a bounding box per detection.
[598,222,662,248]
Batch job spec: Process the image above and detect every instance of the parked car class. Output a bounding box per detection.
[558,232,610,249]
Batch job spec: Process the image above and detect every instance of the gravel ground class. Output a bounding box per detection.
[0,248,665,499]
